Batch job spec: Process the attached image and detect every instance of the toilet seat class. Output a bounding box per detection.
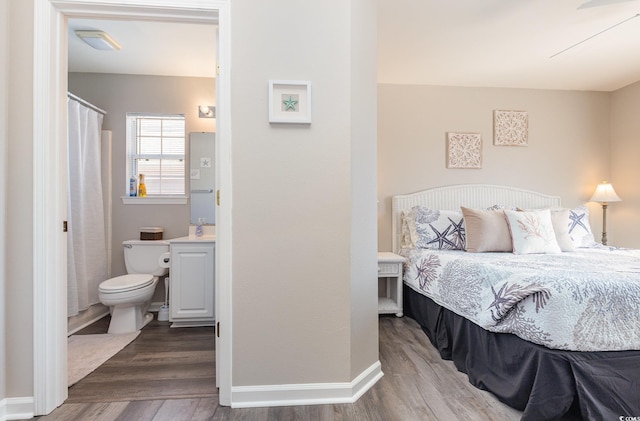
[99,274,155,293]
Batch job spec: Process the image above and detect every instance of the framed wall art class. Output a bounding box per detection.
[268,80,312,124]
[494,110,528,146]
[446,132,482,169]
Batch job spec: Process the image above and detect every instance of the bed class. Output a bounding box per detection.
[391,184,640,421]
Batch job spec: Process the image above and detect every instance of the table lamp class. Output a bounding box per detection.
[589,181,621,245]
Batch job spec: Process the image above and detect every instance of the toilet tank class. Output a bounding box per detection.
[123,239,170,276]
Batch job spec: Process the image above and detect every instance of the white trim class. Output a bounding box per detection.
[214,1,232,406]
[33,1,68,415]
[0,0,7,412]
[49,0,219,22]
[0,397,35,421]
[148,300,164,313]
[34,0,232,414]
[121,196,188,205]
[230,361,383,408]
[66,307,110,336]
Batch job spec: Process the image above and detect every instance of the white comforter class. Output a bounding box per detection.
[401,246,640,351]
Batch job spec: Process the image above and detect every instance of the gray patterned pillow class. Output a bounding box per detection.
[406,206,465,250]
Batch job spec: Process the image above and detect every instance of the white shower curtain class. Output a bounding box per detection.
[67,98,108,317]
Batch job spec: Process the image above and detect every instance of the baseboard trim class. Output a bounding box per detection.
[230,360,383,408]
[0,397,34,421]
[148,301,164,312]
[67,306,110,336]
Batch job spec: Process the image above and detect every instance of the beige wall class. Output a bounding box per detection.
[611,80,640,248]
[0,0,8,402]
[231,0,378,386]
[6,0,35,399]
[378,84,613,250]
[3,0,379,406]
[68,73,215,279]
[349,0,379,380]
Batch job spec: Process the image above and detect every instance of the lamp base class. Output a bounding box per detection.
[601,203,608,246]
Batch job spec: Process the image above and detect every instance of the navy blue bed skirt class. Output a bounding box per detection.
[403,286,640,420]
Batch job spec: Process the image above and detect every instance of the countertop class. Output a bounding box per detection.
[169,235,216,242]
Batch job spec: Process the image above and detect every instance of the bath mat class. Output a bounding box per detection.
[68,331,140,386]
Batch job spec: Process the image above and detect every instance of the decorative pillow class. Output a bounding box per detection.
[504,209,562,254]
[405,206,465,250]
[486,204,517,211]
[400,211,414,248]
[518,207,576,252]
[568,205,597,247]
[549,209,576,252]
[461,207,512,253]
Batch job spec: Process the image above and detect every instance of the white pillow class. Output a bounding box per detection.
[519,207,576,252]
[504,209,561,255]
[550,208,576,252]
[568,205,597,247]
[406,206,466,250]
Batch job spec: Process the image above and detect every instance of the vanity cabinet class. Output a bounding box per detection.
[169,238,215,327]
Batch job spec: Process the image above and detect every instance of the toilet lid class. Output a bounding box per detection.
[100,274,154,293]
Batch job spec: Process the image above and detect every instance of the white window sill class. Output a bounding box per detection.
[121,196,188,205]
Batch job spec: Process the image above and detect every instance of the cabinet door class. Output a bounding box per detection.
[170,244,215,319]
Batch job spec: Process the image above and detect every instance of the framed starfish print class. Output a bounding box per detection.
[268,80,312,124]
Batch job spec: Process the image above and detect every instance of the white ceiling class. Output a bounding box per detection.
[69,1,640,92]
[68,18,217,78]
[378,0,640,91]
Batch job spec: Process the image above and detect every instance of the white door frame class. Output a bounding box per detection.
[33,0,232,414]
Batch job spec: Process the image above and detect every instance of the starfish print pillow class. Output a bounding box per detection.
[567,205,597,248]
[406,206,466,250]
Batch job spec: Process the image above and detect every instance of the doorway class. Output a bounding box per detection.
[65,16,216,331]
[33,1,232,415]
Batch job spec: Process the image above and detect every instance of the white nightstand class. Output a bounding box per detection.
[378,252,406,317]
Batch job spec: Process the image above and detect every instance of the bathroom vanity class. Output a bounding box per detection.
[168,235,215,327]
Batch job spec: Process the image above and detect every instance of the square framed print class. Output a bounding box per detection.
[446,132,482,169]
[269,80,312,124]
[494,110,528,146]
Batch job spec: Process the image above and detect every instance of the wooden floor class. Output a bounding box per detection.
[34,315,522,421]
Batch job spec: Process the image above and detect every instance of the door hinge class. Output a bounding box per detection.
[216,321,220,338]
[216,63,221,76]
[216,190,220,206]
[63,221,68,232]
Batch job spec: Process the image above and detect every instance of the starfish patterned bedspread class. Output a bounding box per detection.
[400,246,640,351]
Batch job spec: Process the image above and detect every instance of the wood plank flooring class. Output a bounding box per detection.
[66,316,216,403]
[34,315,522,421]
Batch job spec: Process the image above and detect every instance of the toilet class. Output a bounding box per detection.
[99,239,170,334]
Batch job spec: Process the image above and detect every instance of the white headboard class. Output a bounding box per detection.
[391,184,562,252]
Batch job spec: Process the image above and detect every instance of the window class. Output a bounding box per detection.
[126,113,185,196]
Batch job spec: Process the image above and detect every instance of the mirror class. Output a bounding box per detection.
[189,132,215,224]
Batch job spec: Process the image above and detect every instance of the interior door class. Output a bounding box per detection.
[214,26,221,390]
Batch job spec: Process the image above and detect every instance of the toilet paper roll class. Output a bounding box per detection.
[159,252,171,268]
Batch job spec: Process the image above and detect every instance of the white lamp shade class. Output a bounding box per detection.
[590,181,622,203]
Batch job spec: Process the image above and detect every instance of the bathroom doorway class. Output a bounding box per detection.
[33,1,232,414]
[65,17,217,332]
